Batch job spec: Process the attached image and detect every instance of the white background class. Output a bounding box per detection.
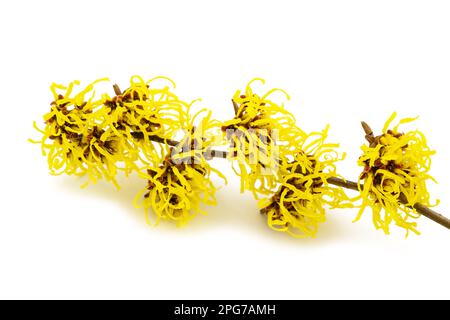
[0,0,449,299]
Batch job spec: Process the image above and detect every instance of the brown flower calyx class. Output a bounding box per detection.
[260,153,324,217]
[358,121,412,198]
[103,85,163,142]
[144,154,207,200]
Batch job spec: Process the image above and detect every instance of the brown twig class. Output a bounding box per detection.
[326,177,450,230]
[412,202,450,229]
[113,84,122,96]
[114,84,449,231]
[152,135,450,229]
[144,135,229,160]
[134,133,180,147]
[361,121,378,146]
[326,176,360,191]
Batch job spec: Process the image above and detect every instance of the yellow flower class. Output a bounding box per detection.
[30,78,135,188]
[356,112,438,235]
[259,129,350,238]
[135,109,226,226]
[135,156,223,226]
[31,76,194,188]
[222,79,306,197]
[100,76,190,163]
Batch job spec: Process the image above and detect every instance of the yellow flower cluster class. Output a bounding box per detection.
[32,76,226,226]
[135,155,224,226]
[222,79,306,197]
[259,128,350,237]
[356,113,437,235]
[32,76,443,237]
[223,79,350,237]
[135,109,226,225]
[31,76,189,188]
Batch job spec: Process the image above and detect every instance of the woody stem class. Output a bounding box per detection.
[326,177,450,230]
[117,85,449,231]
[148,131,450,230]
[358,120,449,229]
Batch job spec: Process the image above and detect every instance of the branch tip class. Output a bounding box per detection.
[361,121,375,144]
[232,100,239,115]
[113,84,122,96]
